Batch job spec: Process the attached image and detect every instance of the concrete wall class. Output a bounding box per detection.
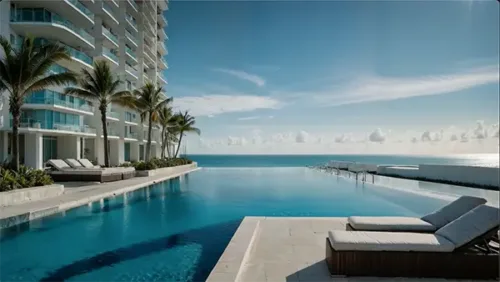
[0,184,64,207]
[24,133,43,169]
[419,164,499,188]
[382,166,421,178]
[57,136,81,159]
[136,163,198,177]
[377,165,418,175]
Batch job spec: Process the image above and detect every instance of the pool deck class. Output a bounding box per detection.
[208,217,489,282]
[0,164,199,228]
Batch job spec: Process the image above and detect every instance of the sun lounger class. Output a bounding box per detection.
[326,204,499,279]
[46,159,135,182]
[65,159,85,169]
[347,195,486,232]
[77,159,101,169]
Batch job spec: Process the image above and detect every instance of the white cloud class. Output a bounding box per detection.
[421,130,443,142]
[335,134,351,143]
[227,136,247,146]
[268,116,274,119]
[461,132,469,143]
[472,120,488,139]
[237,116,260,121]
[283,65,499,107]
[174,95,280,116]
[295,131,309,143]
[450,134,458,141]
[368,128,386,143]
[411,137,418,143]
[213,68,266,87]
[492,123,499,138]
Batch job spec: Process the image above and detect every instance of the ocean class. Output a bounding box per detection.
[186,154,499,168]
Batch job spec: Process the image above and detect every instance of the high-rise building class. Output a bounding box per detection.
[0,0,169,169]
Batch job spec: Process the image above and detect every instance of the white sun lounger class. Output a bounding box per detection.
[347,196,486,232]
[77,159,101,169]
[65,159,85,169]
[327,204,500,279]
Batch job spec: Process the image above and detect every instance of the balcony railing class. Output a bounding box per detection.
[107,127,119,136]
[102,27,118,45]
[25,90,94,112]
[10,8,94,45]
[125,112,137,123]
[126,46,136,59]
[126,14,137,30]
[48,64,70,74]
[126,65,138,77]
[127,0,139,11]
[107,111,120,119]
[12,118,96,134]
[66,45,93,65]
[125,30,138,45]
[125,131,138,139]
[102,47,118,64]
[102,2,117,20]
[66,0,94,20]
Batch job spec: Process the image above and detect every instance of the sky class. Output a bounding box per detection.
[163,0,499,155]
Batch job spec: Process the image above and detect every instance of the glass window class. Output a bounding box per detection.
[34,8,44,22]
[22,9,33,21]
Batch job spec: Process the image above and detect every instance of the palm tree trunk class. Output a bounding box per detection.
[11,110,20,171]
[166,136,171,158]
[100,108,110,167]
[174,131,183,158]
[145,112,153,161]
[160,128,166,159]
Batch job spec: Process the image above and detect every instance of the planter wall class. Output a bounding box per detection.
[135,163,198,177]
[0,184,64,207]
[418,165,499,188]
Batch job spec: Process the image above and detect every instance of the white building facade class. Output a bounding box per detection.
[0,0,169,169]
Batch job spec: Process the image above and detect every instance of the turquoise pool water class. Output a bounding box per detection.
[0,168,450,281]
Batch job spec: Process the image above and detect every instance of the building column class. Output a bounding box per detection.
[0,131,7,162]
[24,133,43,169]
[57,136,81,160]
[130,142,139,162]
[95,137,105,165]
[109,139,124,166]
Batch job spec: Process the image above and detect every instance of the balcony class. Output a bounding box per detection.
[158,27,167,40]
[157,73,167,85]
[59,44,93,71]
[99,47,119,67]
[125,30,138,47]
[102,26,119,48]
[126,65,138,80]
[157,13,167,27]
[24,90,94,115]
[127,0,139,14]
[126,14,138,32]
[125,112,138,125]
[144,50,155,66]
[157,41,167,55]
[47,64,70,75]
[106,127,119,137]
[158,0,168,10]
[158,58,168,70]
[10,8,95,50]
[126,46,138,63]
[102,2,119,26]
[106,109,120,121]
[13,118,96,135]
[125,131,138,139]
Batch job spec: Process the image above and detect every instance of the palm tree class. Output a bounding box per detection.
[157,106,179,158]
[0,36,77,171]
[65,60,135,167]
[174,111,200,158]
[134,82,172,161]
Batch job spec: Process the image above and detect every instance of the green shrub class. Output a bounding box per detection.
[0,166,54,192]
[123,158,193,171]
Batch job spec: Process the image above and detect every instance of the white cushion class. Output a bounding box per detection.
[436,204,499,248]
[78,159,97,168]
[421,196,486,228]
[65,159,83,168]
[348,216,436,232]
[47,159,71,170]
[328,230,455,252]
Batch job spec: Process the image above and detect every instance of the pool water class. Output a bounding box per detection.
[0,168,450,281]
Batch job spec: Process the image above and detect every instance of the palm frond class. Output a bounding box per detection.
[64,87,97,101]
[25,72,77,94]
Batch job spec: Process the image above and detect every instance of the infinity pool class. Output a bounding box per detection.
[0,168,450,281]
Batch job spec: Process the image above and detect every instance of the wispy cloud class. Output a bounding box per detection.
[173,95,280,116]
[213,68,266,87]
[237,116,260,121]
[276,65,499,107]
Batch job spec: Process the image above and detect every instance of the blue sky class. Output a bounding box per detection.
[163,1,499,154]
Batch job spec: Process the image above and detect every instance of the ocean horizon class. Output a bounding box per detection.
[186,154,499,168]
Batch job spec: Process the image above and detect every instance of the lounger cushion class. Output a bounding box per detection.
[65,159,84,168]
[78,159,98,168]
[348,217,436,232]
[436,204,499,248]
[328,231,455,252]
[47,159,71,170]
[421,196,486,228]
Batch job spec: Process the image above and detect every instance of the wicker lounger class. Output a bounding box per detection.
[326,205,500,279]
[346,196,486,232]
[46,159,129,182]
